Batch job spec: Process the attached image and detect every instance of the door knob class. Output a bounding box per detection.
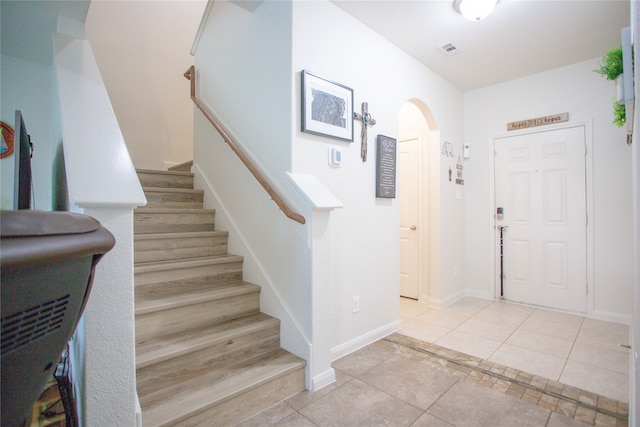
[410,225,417,230]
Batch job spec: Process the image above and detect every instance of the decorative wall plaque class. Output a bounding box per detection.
[376,135,396,198]
[507,113,569,131]
[456,156,464,185]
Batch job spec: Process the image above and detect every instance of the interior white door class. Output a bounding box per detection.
[399,137,420,299]
[495,126,587,313]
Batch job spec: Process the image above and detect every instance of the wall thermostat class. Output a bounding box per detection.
[329,147,342,167]
[463,143,471,159]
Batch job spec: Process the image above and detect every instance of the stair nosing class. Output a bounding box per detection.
[141,350,305,426]
[135,282,260,315]
[134,255,243,273]
[136,313,278,369]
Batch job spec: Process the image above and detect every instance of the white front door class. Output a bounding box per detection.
[399,136,420,299]
[495,126,587,313]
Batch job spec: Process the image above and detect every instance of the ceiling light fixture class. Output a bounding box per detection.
[454,0,498,21]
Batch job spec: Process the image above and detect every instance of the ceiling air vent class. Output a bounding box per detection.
[439,42,459,56]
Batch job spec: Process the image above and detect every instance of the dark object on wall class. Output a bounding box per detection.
[1,210,115,427]
[376,135,396,198]
[1,121,14,159]
[301,70,354,142]
[13,111,34,210]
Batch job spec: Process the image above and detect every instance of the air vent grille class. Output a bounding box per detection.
[440,42,459,56]
[1,295,70,355]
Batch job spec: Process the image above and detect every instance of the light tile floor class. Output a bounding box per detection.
[400,297,630,404]
[236,297,630,427]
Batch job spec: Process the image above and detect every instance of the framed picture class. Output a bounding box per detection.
[375,135,397,198]
[1,122,14,159]
[301,70,353,142]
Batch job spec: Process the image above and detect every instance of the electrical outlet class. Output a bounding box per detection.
[352,296,360,313]
[453,265,459,277]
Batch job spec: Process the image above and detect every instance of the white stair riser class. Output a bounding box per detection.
[135,293,260,342]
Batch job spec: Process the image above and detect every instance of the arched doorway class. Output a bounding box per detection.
[398,100,440,304]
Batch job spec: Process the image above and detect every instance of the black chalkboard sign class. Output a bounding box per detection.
[376,135,396,198]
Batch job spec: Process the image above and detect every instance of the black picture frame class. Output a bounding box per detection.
[301,70,353,142]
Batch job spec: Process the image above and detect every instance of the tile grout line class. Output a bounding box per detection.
[384,333,628,425]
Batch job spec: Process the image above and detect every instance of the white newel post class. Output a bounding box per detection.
[287,173,342,391]
[309,209,335,390]
[54,33,146,426]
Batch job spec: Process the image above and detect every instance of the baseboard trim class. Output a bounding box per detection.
[429,290,466,309]
[590,309,631,325]
[330,320,402,362]
[463,289,494,301]
[311,368,336,391]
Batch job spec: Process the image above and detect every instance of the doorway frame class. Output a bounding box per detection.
[488,120,594,315]
[398,99,441,305]
[399,133,426,301]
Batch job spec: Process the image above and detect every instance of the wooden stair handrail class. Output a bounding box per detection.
[184,66,306,225]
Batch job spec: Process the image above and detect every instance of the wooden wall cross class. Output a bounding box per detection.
[354,102,376,162]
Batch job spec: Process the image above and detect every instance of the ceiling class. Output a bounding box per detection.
[1,0,630,91]
[331,0,631,91]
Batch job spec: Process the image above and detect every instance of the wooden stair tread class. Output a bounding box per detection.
[135,255,243,273]
[137,168,194,177]
[134,230,227,242]
[135,208,214,214]
[135,282,259,315]
[135,167,306,425]
[142,187,204,194]
[136,312,278,369]
[141,349,305,426]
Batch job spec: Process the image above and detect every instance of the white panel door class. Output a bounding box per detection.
[399,137,419,299]
[495,127,587,312]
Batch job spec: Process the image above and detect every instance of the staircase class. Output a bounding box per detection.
[134,163,306,426]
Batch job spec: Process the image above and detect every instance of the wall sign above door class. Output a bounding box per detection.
[507,113,569,131]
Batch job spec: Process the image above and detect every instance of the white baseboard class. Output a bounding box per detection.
[590,309,631,325]
[330,320,402,362]
[463,289,494,301]
[311,368,336,391]
[429,289,466,309]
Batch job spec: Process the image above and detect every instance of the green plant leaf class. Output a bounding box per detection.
[595,47,623,80]
[612,100,626,128]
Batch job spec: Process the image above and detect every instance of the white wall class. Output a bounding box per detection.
[0,54,56,210]
[192,0,466,378]
[85,0,206,170]
[290,0,465,353]
[192,0,318,381]
[464,58,633,322]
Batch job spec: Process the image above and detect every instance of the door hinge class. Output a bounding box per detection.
[586,283,589,295]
